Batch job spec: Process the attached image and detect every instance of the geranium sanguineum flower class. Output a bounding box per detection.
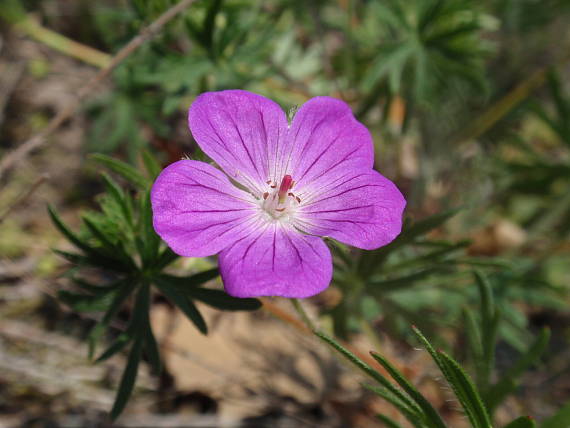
[151,90,406,298]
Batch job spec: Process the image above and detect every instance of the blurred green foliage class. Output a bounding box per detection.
[8,0,567,421]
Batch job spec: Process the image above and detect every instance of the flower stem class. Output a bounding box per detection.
[291,299,316,332]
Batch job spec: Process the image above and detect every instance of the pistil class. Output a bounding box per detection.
[278,175,294,203]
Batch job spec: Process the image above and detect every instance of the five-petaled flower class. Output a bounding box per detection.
[151,90,406,298]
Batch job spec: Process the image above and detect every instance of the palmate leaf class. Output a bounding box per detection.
[362,0,486,102]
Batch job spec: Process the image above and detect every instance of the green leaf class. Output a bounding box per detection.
[155,276,208,334]
[138,191,159,266]
[187,288,261,311]
[72,277,115,295]
[58,289,116,312]
[376,413,405,428]
[364,384,424,428]
[82,216,135,269]
[368,267,451,292]
[96,281,150,363]
[88,280,134,359]
[48,206,126,272]
[473,271,500,389]
[48,205,96,255]
[412,326,492,428]
[370,351,447,428]
[485,328,550,411]
[141,150,162,180]
[153,247,179,271]
[101,173,134,229]
[400,209,461,243]
[110,337,143,420]
[53,249,89,265]
[437,349,492,428]
[463,307,484,384]
[90,154,148,189]
[541,400,570,428]
[315,331,421,415]
[142,320,161,374]
[473,271,495,330]
[503,416,536,428]
[158,269,219,288]
[95,333,132,363]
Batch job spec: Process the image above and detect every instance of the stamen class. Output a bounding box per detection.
[278,175,294,203]
[263,192,269,200]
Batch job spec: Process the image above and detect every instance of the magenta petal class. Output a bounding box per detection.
[151,160,259,257]
[188,90,288,193]
[285,97,374,190]
[218,225,332,298]
[295,168,406,250]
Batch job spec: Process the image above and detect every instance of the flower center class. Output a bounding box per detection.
[260,175,301,221]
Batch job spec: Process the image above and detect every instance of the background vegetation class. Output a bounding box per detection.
[1,0,569,426]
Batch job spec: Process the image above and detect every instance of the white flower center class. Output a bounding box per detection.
[259,175,301,222]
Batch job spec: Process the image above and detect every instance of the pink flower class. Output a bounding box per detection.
[151,90,406,298]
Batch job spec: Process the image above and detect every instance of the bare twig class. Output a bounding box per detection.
[0,0,197,181]
[0,173,49,224]
[14,15,112,68]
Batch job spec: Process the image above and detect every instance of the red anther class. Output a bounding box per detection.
[263,192,269,200]
[295,196,301,203]
[288,192,294,196]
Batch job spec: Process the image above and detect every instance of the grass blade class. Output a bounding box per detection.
[370,351,447,428]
